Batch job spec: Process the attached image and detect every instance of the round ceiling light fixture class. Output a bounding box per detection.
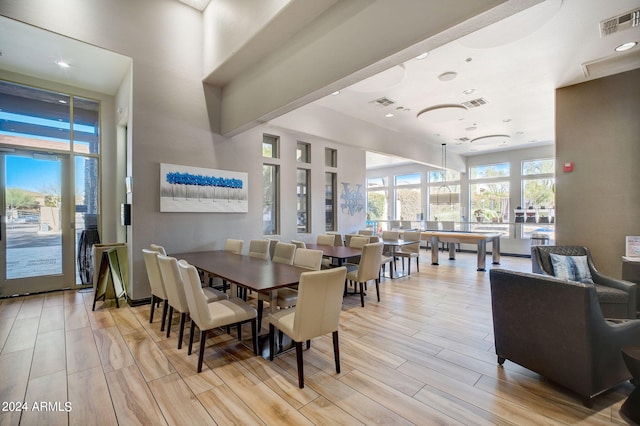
[438,71,457,81]
[417,104,467,123]
[615,41,637,52]
[470,134,511,146]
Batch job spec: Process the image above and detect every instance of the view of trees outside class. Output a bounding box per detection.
[6,188,39,210]
[367,190,386,220]
[396,187,421,221]
[522,159,555,209]
[470,182,510,222]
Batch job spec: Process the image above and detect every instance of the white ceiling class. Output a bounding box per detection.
[0,0,639,166]
[308,0,640,158]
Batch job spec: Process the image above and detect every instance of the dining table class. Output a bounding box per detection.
[379,238,416,279]
[304,243,362,266]
[172,250,309,358]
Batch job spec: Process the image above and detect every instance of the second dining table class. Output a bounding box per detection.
[304,243,362,266]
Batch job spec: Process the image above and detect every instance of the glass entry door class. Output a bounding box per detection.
[0,151,73,296]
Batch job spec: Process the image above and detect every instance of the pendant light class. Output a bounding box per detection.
[436,143,453,204]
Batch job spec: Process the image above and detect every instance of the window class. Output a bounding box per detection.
[394,173,421,221]
[325,148,337,167]
[296,142,310,163]
[470,182,510,223]
[325,172,336,231]
[263,164,279,235]
[469,163,510,179]
[522,158,554,175]
[367,177,388,221]
[428,169,460,221]
[296,168,310,233]
[262,134,279,158]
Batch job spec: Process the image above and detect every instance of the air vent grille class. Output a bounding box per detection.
[461,98,488,109]
[456,137,470,142]
[370,97,396,107]
[600,9,640,37]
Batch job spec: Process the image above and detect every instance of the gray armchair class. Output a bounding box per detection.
[490,269,640,407]
[531,245,637,319]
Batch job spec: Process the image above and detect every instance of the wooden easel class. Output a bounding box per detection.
[92,248,127,310]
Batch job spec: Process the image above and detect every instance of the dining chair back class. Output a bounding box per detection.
[395,231,421,275]
[316,234,335,246]
[349,236,370,249]
[291,240,306,249]
[327,232,344,246]
[401,221,413,230]
[293,248,323,270]
[346,242,384,307]
[357,229,374,236]
[142,249,169,330]
[381,230,400,240]
[248,239,270,260]
[272,242,296,265]
[224,239,243,254]
[178,261,257,372]
[269,266,347,388]
[425,221,439,230]
[267,238,279,260]
[150,244,167,255]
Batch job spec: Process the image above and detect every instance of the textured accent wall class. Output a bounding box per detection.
[555,68,640,277]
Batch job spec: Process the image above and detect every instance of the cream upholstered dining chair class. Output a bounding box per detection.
[268,266,347,388]
[248,239,270,260]
[142,249,169,331]
[316,234,336,246]
[327,232,344,246]
[291,240,306,249]
[150,243,167,255]
[293,248,324,271]
[357,229,374,236]
[345,242,384,307]
[394,230,421,275]
[271,242,296,264]
[157,254,228,349]
[224,239,243,254]
[257,242,298,330]
[344,235,370,269]
[178,260,257,373]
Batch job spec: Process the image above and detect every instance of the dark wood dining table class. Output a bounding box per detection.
[172,250,307,314]
[304,243,362,266]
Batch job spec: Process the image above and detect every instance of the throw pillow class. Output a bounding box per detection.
[549,254,594,284]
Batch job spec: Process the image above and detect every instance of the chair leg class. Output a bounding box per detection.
[359,282,365,307]
[160,300,169,332]
[332,330,341,374]
[166,306,174,338]
[188,320,196,355]
[416,256,419,273]
[257,300,264,331]
[178,312,187,349]
[295,341,304,388]
[197,329,207,373]
[269,323,275,361]
[306,339,311,349]
[237,322,242,341]
[251,319,258,356]
[149,295,156,323]
[375,279,380,302]
[278,330,284,349]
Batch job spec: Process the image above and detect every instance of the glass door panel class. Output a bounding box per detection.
[1,151,71,296]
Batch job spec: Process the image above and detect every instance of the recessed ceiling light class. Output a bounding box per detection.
[55,60,71,68]
[615,41,637,52]
[438,71,457,81]
[462,89,475,95]
[415,52,429,60]
[331,90,340,96]
[503,118,512,123]
[385,113,394,118]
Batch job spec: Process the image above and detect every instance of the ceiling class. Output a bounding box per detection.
[308,0,640,161]
[0,1,639,166]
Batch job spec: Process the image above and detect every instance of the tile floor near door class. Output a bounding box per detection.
[0,252,634,425]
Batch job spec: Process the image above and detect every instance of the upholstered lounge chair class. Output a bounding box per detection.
[531,245,637,318]
[490,269,640,407]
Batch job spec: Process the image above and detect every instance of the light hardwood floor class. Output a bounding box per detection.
[0,252,633,425]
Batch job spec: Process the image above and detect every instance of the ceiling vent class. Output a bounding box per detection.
[370,97,396,107]
[600,9,640,37]
[461,98,488,109]
[456,137,470,142]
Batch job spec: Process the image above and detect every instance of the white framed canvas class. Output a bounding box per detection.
[160,163,248,213]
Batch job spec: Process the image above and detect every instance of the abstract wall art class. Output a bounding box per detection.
[160,163,248,213]
[340,182,364,216]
